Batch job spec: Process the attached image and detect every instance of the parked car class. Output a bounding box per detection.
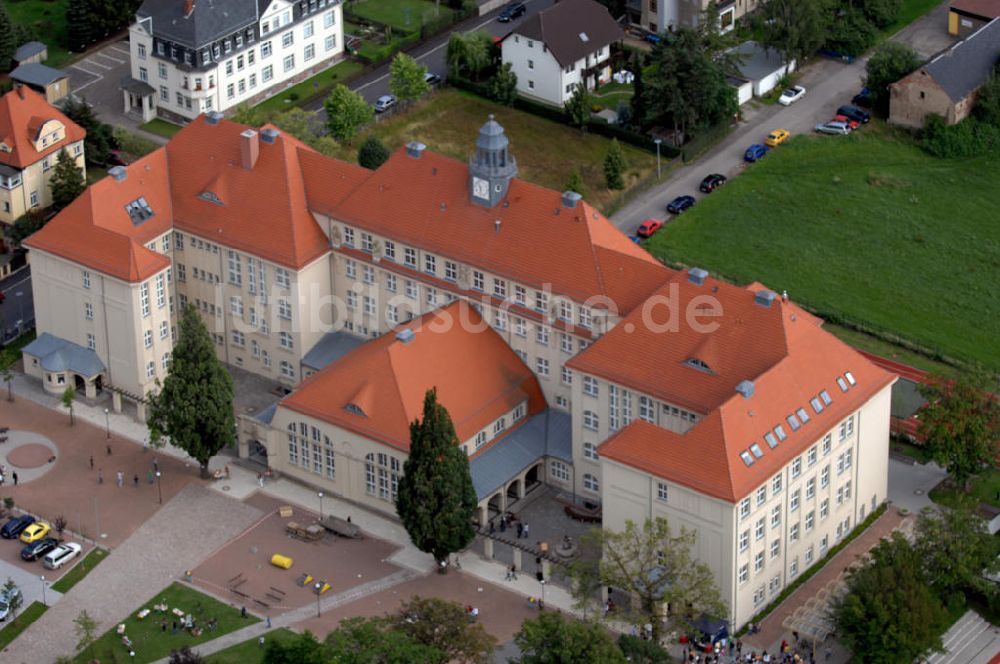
[21,537,59,562]
[19,522,51,544]
[644,33,662,45]
[744,144,768,162]
[666,195,696,215]
[43,542,82,570]
[852,87,874,108]
[814,121,851,135]
[0,586,22,622]
[628,235,642,244]
[374,95,397,113]
[764,128,791,147]
[837,105,870,124]
[424,72,441,85]
[636,219,663,238]
[699,173,727,193]
[832,114,860,130]
[778,85,806,106]
[497,2,526,21]
[0,515,35,539]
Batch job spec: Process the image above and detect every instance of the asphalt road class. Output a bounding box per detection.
[0,268,35,342]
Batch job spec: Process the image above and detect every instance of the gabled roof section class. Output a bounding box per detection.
[136,0,260,48]
[513,0,624,68]
[919,17,1000,101]
[0,86,85,169]
[332,147,669,314]
[22,333,106,377]
[280,301,547,451]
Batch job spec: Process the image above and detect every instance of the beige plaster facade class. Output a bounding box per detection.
[0,136,85,224]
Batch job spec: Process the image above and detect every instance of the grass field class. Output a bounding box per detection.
[0,602,47,650]
[52,547,109,593]
[348,0,444,31]
[825,324,957,375]
[644,128,1000,369]
[930,467,1000,510]
[337,89,657,212]
[140,119,183,139]
[884,0,945,36]
[255,59,366,114]
[6,0,71,68]
[205,628,299,663]
[74,582,258,663]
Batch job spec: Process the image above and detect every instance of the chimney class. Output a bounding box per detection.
[260,128,280,144]
[406,141,426,159]
[688,267,708,285]
[561,191,582,208]
[494,219,501,233]
[15,85,25,100]
[240,129,259,170]
[184,0,195,17]
[205,111,223,125]
[755,290,776,308]
[108,166,127,182]
[735,380,755,399]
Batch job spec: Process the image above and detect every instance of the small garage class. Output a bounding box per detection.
[728,75,753,106]
[729,41,796,97]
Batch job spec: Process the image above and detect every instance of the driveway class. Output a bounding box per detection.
[610,1,958,233]
[66,40,133,120]
[887,457,948,514]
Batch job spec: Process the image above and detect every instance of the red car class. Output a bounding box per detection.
[832,115,860,130]
[636,219,663,238]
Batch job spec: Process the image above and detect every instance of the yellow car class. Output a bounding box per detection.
[20,522,51,544]
[765,129,791,147]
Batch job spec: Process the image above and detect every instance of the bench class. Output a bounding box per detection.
[230,588,249,599]
[227,571,244,585]
[253,598,270,609]
[268,586,286,596]
[265,592,283,603]
[564,504,602,523]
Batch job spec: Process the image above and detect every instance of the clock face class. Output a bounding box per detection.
[472,177,489,200]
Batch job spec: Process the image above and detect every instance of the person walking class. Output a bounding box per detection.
[516,522,523,538]
[11,471,16,486]
[522,522,529,539]
[90,455,94,470]
[98,469,104,484]
[133,473,139,487]
[116,471,124,488]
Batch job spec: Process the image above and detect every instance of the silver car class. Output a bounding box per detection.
[814,121,850,135]
[374,95,397,113]
[0,586,22,621]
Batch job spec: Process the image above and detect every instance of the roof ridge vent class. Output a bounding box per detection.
[406,141,426,159]
[260,128,279,144]
[755,290,776,307]
[688,267,708,285]
[735,380,755,399]
[561,191,582,208]
[108,166,127,182]
[205,111,223,125]
[395,328,415,344]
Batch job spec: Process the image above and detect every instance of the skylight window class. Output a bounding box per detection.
[740,451,755,467]
[837,377,849,392]
[124,196,154,225]
[750,443,764,459]
[579,32,589,42]
[845,371,856,386]
[820,390,832,406]
[774,425,787,441]
[786,414,801,431]
[810,397,824,414]
[764,432,778,448]
[796,407,810,423]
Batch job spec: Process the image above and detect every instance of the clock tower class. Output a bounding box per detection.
[468,115,517,208]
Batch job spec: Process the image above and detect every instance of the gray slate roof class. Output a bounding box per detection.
[254,402,278,425]
[514,0,623,68]
[14,42,47,62]
[120,75,156,96]
[469,410,572,500]
[301,330,367,372]
[137,0,267,48]
[922,17,1000,102]
[9,63,67,87]
[23,333,105,378]
[730,41,792,82]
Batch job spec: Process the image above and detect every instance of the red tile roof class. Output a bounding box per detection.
[584,273,896,502]
[951,0,1000,19]
[0,87,86,169]
[280,301,546,451]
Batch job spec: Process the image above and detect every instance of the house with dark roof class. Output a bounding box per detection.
[500,0,623,106]
[9,63,70,104]
[14,42,48,66]
[949,0,1000,36]
[123,0,344,122]
[889,17,1000,128]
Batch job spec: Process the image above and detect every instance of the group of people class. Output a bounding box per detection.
[489,512,529,539]
[0,464,16,486]
[683,634,833,664]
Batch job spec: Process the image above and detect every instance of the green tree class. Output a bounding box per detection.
[62,386,76,426]
[915,502,1000,595]
[864,42,920,113]
[446,31,492,80]
[167,646,205,664]
[231,102,268,127]
[572,518,726,640]
[512,612,626,664]
[324,84,374,145]
[617,634,672,663]
[825,8,879,57]
[8,212,46,246]
[147,305,235,478]
[860,0,902,29]
[974,71,1000,126]
[603,138,626,190]
[396,388,478,571]
[390,596,496,663]
[272,107,338,157]
[833,533,949,663]
[630,52,647,131]
[564,83,592,131]
[390,53,431,105]
[564,167,585,198]
[1,578,22,624]
[263,631,327,664]
[357,136,391,170]
[0,3,16,73]
[757,0,829,70]
[61,97,114,166]
[66,0,97,52]
[488,62,518,106]
[74,609,100,659]
[919,371,1000,490]
[325,617,446,664]
[49,149,87,212]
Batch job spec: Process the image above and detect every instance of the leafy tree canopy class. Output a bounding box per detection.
[512,612,627,664]
[389,53,430,104]
[357,136,391,170]
[865,41,920,112]
[488,62,518,106]
[603,138,626,190]
[915,502,1000,594]
[324,84,374,145]
[564,83,592,131]
[50,149,87,213]
[390,596,496,663]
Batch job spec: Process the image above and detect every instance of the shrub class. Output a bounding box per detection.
[920,114,1000,158]
[357,136,391,170]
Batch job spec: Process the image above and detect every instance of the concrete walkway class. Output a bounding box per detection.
[0,486,262,663]
[928,611,1000,664]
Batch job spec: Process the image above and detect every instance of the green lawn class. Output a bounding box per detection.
[348,0,444,31]
[74,582,259,664]
[141,119,184,139]
[884,0,946,36]
[6,0,72,68]
[890,439,935,464]
[824,324,957,376]
[643,128,1000,369]
[0,602,47,650]
[51,547,109,593]
[592,82,634,109]
[930,467,1000,510]
[255,59,365,114]
[205,628,299,663]
[337,89,657,213]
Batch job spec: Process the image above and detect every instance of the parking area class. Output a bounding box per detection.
[0,532,90,583]
[65,39,134,124]
[190,493,402,617]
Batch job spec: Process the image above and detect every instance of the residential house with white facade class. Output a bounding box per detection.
[626,0,748,34]
[501,0,623,107]
[122,0,343,122]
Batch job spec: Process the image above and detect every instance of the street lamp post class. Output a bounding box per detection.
[40,575,46,606]
[314,582,322,618]
[104,408,110,439]
[654,138,662,178]
[318,491,324,521]
[540,579,546,611]
[155,471,162,504]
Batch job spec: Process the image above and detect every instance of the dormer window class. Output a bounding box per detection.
[684,358,712,373]
[345,403,366,417]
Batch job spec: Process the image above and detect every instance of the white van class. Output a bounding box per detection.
[43,542,82,570]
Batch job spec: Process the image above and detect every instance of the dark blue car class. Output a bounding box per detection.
[744,144,768,163]
[1,515,36,539]
[666,195,696,214]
